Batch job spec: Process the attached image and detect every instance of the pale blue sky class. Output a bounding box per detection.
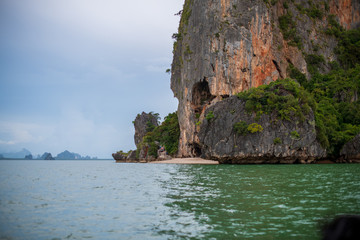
[0,0,183,158]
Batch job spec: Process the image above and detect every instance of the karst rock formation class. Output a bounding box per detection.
[171,0,360,160]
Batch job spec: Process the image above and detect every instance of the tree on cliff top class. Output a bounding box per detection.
[137,112,180,158]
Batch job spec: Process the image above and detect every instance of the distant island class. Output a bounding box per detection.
[0,149,99,160]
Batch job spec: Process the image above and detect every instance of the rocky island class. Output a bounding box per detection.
[114,0,360,164]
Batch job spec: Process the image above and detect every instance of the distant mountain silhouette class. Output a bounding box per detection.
[40,152,55,160]
[56,150,81,160]
[0,148,32,158]
[0,149,97,160]
[55,150,97,160]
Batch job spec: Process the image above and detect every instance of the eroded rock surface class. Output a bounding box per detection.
[171,0,360,157]
[197,96,326,163]
[113,112,159,162]
[112,152,127,161]
[134,112,159,146]
[330,0,360,29]
[340,134,360,162]
[113,150,138,162]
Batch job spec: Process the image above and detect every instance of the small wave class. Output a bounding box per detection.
[273,204,288,209]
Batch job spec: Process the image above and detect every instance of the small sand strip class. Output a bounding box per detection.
[151,158,219,165]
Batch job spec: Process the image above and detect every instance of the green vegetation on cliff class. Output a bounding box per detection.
[278,12,302,49]
[288,25,360,156]
[172,0,193,54]
[234,121,264,135]
[326,15,360,69]
[239,24,360,157]
[137,112,180,158]
[305,65,360,155]
[236,78,315,122]
[236,73,359,157]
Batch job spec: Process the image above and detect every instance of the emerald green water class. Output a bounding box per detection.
[159,164,360,239]
[0,161,359,239]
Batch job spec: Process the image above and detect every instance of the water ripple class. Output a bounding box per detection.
[0,161,359,239]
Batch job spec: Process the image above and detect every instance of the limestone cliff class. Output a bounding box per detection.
[198,95,326,163]
[171,0,360,158]
[340,134,360,163]
[113,112,159,162]
[133,112,159,146]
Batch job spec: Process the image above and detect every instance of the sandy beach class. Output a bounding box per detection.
[151,158,219,165]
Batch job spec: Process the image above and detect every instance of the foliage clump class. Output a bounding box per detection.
[278,13,302,49]
[325,15,360,69]
[137,112,180,158]
[116,150,131,156]
[233,121,264,135]
[290,130,301,140]
[236,63,359,156]
[234,121,249,135]
[286,64,360,155]
[304,65,360,155]
[335,29,360,69]
[273,137,282,144]
[248,123,264,133]
[172,0,193,54]
[236,79,315,122]
[305,6,323,19]
[285,25,360,156]
[146,121,156,132]
[306,54,325,75]
[288,64,307,88]
[205,111,215,121]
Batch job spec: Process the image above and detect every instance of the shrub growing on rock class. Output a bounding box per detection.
[291,130,300,140]
[205,111,215,121]
[234,121,249,135]
[136,112,180,158]
[247,123,264,133]
[233,121,263,135]
[273,137,282,144]
[236,78,315,122]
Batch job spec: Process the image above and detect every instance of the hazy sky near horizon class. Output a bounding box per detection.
[0,0,183,158]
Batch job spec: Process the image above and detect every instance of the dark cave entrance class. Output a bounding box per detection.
[191,79,215,114]
[190,79,214,158]
[190,143,202,157]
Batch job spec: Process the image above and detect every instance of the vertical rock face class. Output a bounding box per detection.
[198,96,326,163]
[330,0,360,29]
[171,0,360,157]
[340,134,360,162]
[133,112,159,146]
[113,112,159,161]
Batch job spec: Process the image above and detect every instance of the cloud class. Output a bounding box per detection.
[145,65,167,73]
[0,121,53,145]
[144,57,172,73]
[0,121,55,154]
[0,108,133,158]
[2,0,182,57]
[32,0,180,40]
[0,140,15,145]
[50,108,134,158]
[0,0,182,158]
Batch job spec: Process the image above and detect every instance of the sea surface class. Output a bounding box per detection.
[0,160,359,240]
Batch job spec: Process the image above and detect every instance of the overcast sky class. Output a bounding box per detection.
[0,0,183,158]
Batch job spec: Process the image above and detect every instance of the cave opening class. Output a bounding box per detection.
[189,143,202,157]
[191,79,215,114]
